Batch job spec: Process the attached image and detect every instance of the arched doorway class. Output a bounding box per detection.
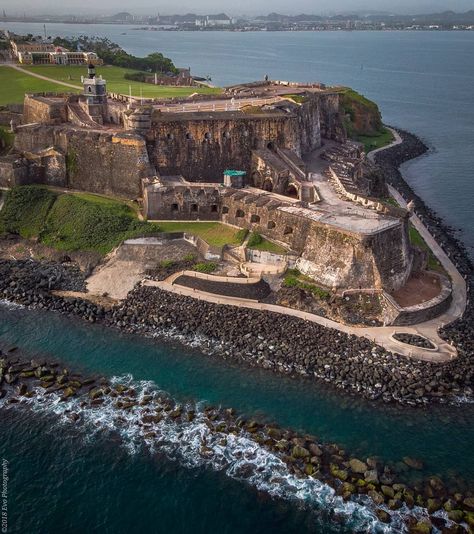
[286,183,299,199]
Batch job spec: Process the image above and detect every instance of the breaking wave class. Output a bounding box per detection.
[0,373,436,533]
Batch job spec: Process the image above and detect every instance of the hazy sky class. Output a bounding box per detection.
[3,0,474,16]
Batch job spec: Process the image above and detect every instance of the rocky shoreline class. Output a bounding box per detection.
[375,128,474,363]
[1,348,473,533]
[0,257,472,406]
[0,129,472,407]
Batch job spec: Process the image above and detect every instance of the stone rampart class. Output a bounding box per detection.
[220,188,411,290]
[23,94,68,125]
[379,273,452,326]
[13,125,152,198]
[149,110,301,182]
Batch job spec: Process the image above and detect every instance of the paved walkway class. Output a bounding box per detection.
[156,96,284,114]
[143,278,455,362]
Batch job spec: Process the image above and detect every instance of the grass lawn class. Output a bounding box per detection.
[356,127,394,153]
[248,237,287,254]
[156,221,244,247]
[0,66,80,105]
[409,224,445,273]
[24,65,221,99]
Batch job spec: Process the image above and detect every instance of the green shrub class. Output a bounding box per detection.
[192,262,217,274]
[159,259,175,268]
[283,269,330,300]
[247,232,263,247]
[66,149,78,175]
[183,253,197,262]
[0,127,14,155]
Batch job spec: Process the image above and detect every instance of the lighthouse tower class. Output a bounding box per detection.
[81,63,107,123]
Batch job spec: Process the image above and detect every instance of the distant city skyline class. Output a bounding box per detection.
[2,0,474,17]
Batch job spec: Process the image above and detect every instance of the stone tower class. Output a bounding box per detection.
[82,63,107,123]
[83,63,107,103]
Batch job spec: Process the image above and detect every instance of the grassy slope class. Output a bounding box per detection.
[0,186,160,255]
[0,66,80,105]
[0,187,249,252]
[24,65,221,99]
[41,194,160,255]
[409,225,444,273]
[340,88,394,152]
[357,127,394,153]
[156,221,243,248]
[248,238,287,254]
[0,186,57,238]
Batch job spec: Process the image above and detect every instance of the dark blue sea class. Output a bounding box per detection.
[1,26,474,533]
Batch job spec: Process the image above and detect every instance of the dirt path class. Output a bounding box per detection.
[3,64,82,90]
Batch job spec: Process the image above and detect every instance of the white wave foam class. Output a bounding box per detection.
[0,299,25,310]
[0,375,411,533]
[452,394,474,405]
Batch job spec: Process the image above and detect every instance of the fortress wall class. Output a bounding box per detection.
[144,184,222,221]
[64,131,151,198]
[22,95,67,125]
[296,96,322,153]
[149,113,302,182]
[220,190,412,290]
[14,124,57,152]
[297,224,377,289]
[368,222,414,292]
[318,93,346,142]
[14,126,151,198]
[221,194,308,251]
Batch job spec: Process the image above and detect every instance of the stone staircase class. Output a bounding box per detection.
[67,103,102,129]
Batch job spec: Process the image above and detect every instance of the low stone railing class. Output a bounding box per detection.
[173,270,262,284]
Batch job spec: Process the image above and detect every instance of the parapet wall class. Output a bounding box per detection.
[220,189,411,290]
[22,94,68,125]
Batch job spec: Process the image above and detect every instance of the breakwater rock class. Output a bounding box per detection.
[1,348,473,533]
[0,258,473,405]
[375,128,474,379]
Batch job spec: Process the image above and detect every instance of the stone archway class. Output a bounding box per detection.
[286,183,299,199]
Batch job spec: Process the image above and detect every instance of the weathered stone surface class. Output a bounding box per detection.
[349,458,368,474]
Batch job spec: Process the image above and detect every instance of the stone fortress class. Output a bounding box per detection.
[0,64,446,305]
